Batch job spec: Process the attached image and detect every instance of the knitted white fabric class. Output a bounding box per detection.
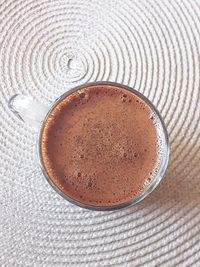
[1,0,200,266]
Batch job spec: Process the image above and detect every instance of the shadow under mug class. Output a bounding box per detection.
[8,82,170,211]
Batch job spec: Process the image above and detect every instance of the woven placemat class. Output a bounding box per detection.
[1,0,200,266]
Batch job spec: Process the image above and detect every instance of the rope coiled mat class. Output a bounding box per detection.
[1,0,200,266]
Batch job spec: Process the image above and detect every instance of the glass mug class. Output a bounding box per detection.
[8,82,169,211]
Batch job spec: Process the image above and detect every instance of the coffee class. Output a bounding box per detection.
[41,84,162,207]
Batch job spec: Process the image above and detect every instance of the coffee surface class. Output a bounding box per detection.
[41,84,162,207]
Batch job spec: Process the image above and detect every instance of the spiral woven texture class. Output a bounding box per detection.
[1,0,200,266]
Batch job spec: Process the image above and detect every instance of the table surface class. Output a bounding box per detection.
[1,0,200,266]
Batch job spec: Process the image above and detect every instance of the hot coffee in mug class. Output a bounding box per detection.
[8,82,169,210]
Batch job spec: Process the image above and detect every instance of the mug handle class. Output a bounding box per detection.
[8,94,50,130]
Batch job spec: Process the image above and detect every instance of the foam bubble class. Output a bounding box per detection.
[79,92,85,98]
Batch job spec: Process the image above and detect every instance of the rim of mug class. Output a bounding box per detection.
[38,81,170,211]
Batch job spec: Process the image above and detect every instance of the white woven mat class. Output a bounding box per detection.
[1,0,200,266]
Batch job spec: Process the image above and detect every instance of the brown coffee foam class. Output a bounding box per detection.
[41,85,162,206]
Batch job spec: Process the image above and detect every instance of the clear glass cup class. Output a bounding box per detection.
[8,82,169,211]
